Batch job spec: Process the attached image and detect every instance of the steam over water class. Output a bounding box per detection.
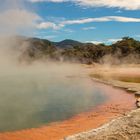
[0,0,134,133]
[0,62,107,132]
[0,1,106,132]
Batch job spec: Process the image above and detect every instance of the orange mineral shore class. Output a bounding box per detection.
[0,83,135,140]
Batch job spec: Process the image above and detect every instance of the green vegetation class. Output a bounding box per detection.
[19,36,140,64]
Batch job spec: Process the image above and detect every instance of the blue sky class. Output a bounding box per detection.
[2,0,140,43]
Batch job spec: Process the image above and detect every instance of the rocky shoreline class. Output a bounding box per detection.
[64,108,140,140]
[64,68,140,140]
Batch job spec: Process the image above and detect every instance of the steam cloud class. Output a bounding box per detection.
[0,0,41,36]
[0,0,40,67]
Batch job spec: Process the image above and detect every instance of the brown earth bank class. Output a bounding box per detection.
[0,81,135,140]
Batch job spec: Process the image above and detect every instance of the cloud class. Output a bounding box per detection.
[37,16,140,30]
[82,26,96,30]
[29,0,140,10]
[106,38,122,43]
[86,38,122,44]
[36,22,61,30]
[76,0,140,10]
[86,40,103,44]
[61,16,140,24]
[29,0,66,2]
[0,0,41,35]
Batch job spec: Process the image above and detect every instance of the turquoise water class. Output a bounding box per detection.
[0,65,107,132]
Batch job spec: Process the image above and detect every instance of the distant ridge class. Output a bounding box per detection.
[52,39,83,48]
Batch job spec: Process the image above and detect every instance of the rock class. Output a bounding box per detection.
[64,109,140,140]
[136,98,140,108]
[135,92,140,97]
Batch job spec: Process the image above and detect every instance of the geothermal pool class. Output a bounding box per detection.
[0,63,108,132]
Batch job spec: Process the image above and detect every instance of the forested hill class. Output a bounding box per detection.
[18,37,140,64]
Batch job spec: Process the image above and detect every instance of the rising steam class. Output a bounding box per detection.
[0,0,40,66]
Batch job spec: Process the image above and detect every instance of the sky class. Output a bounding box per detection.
[1,0,140,43]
